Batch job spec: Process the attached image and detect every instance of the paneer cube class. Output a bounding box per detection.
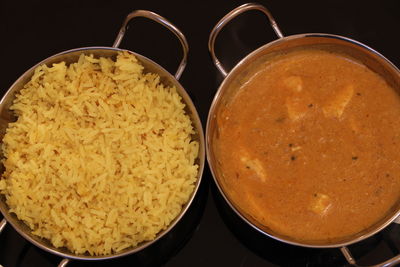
[239,149,267,182]
[310,193,332,215]
[283,76,315,121]
[286,96,310,121]
[323,85,354,118]
[283,76,303,92]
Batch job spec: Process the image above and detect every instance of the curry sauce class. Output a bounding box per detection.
[217,49,400,242]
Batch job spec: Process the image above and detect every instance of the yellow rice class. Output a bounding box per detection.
[0,51,199,255]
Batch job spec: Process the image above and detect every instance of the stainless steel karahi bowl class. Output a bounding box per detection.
[0,10,205,266]
[206,3,400,266]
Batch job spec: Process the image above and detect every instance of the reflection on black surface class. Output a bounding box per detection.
[210,180,400,266]
[0,177,209,267]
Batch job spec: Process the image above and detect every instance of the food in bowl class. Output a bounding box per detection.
[215,48,400,242]
[0,51,199,255]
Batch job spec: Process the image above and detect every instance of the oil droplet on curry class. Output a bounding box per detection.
[217,49,400,242]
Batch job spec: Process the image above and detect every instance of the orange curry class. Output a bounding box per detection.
[217,49,400,242]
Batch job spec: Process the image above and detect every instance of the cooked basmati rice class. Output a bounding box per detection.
[0,51,199,255]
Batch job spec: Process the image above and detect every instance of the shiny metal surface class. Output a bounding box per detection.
[206,1,400,258]
[113,9,188,80]
[57,258,70,267]
[0,219,6,234]
[208,3,283,77]
[0,10,204,262]
[341,246,400,267]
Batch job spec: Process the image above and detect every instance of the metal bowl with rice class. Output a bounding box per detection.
[0,9,205,266]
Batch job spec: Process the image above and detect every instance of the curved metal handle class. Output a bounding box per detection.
[113,10,188,80]
[0,218,71,266]
[341,246,400,267]
[0,216,70,266]
[57,258,70,267]
[0,218,6,233]
[208,2,284,77]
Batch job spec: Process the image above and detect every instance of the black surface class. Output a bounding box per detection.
[1,0,400,266]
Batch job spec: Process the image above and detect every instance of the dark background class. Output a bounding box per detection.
[1,0,400,266]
